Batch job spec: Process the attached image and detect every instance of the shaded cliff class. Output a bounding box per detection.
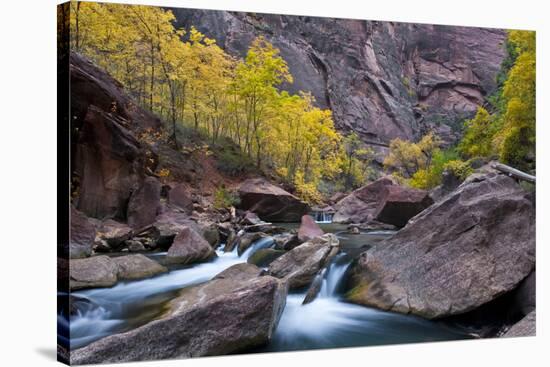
[171,9,506,151]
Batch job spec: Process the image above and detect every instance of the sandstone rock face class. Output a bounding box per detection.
[237,178,310,222]
[70,206,96,259]
[297,215,324,242]
[374,185,433,227]
[127,176,161,229]
[502,311,536,338]
[269,233,339,289]
[70,52,161,130]
[333,178,395,224]
[346,174,535,319]
[71,268,287,364]
[111,254,167,280]
[166,226,215,265]
[70,256,118,290]
[172,11,505,147]
[71,52,161,221]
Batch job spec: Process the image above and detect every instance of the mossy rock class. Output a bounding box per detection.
[247,248,286,267]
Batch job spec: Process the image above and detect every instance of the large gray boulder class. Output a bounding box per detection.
[71,267,287,364]
[165,226,215,265]
[346,173,535,319]
[96,219,133,250]
[112,254,167,280]
[333,178,395,224]
[70,256,118,290]
[502,311,536,338]
[237,178,309,222]
[70,254,167,290]
[269,233,339,289]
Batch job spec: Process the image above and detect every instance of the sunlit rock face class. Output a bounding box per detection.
[171,9,506,149]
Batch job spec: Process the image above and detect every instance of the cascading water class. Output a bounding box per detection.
[67,237,274,349]
[66,229,467,353]
[312,211,334,223]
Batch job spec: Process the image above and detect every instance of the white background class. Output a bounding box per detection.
[0,0,547,365]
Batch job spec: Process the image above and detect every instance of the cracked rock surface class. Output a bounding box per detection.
[345,173,535,319]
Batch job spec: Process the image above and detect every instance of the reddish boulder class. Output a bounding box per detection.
[297,215,324,242]
[127,177,161,229]
[333,177,395,224]
[166,226,215,265]
[374,185,433,227]
[237,178,309,222]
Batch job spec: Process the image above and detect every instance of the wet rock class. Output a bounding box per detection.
[302,268,326,305]
[297,215,324,242]
[127,176,161,229]
[71,269,287,364]
[502,311,536,338]
[269,233,339,289]
[242,211,262,225]
[166,226,215,265]
[373,185,433,227]
[333,178,395,224]
[70,205,96,259]
[70,256,118,290]
[201,223,220,248]
[346,174,535,319]
[111,254,167,280]
[247,248,286,268]
[237,178,309,222]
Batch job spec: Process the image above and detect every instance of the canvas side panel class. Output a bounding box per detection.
[57,1,71,365]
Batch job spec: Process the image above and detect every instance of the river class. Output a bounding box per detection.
[59,222,469,354]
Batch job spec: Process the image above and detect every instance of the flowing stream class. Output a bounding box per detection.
[62,224,468,352]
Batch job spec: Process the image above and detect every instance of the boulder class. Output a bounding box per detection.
[127,176,161,229]
[346,174,535,319]
[111,254,167,280]
[70,256,118,290]
[166,226,215,265]
[167,183,193,212]
[97,219,133,249]
[70,206,96,259]
[512,271,536,317]
[126,240,146,252]
[269,233,339,289]
[502,311,536,338]
[297,215,324,242]
[333,178,395,224]
[373,185,433,227]
[237,178,309,222]
[302,268,326,305]
[247,248,286,267]
[71,268,287,364]
[149,209,199,249]
[201,223,220,248]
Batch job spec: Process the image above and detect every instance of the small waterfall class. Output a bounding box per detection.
[318,254,350,298]
[240,237,274,259]
[312,211,334,223]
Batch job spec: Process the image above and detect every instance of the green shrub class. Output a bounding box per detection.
[443,160,473,181]
[213,186,240,209]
